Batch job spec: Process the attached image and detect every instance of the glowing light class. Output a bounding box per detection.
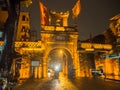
[85,48,94,51]
[59,50,63,54]
[55,64,60,71]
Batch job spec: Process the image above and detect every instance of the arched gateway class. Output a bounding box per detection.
[40,11,80,78]
[0,7,113,81]
[11,10,80,79]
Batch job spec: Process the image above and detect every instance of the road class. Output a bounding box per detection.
[13,76,120,90]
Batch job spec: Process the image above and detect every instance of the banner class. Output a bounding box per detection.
[39,2,49,25]
[72,0,81,19]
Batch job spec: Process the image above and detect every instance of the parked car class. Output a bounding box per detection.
[92,69,101,77]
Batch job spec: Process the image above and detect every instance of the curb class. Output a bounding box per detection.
[105,78,120,82]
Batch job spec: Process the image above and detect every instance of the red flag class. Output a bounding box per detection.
[39,2,49,25]
[72,0,81,19]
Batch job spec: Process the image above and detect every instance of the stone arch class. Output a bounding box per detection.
[42,45,79,78]
[45,46,73,60]
[47,48,75,78]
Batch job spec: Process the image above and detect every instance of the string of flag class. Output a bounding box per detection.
[72,0,81,19]
[39,2,49,25]
[39,0,81,25]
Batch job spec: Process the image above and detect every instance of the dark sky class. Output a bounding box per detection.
[21,0,120,40]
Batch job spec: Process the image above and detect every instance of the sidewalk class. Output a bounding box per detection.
[106,75,120,81]
[100,75,120,81]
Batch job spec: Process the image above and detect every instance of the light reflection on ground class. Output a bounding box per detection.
[13,73,120,90]
[13,73,78,90]
[58,74,78,90]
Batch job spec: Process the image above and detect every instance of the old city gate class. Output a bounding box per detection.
[12,11,80,79]
[39,11,80,78]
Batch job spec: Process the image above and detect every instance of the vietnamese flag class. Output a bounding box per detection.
[39,2,49,25]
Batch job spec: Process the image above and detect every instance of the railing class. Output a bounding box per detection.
[0,41,42,48]
[41,25,77,32]
[80,43,112,50]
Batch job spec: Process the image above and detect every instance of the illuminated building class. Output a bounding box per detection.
[0,10,80,80]
[94,13,120,79]
[0,6,119,81]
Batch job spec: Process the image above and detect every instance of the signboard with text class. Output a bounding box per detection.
[31,61,40,66]
[106,53,120,59]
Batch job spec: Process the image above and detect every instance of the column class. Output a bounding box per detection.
[34,67,37,79]
[63,17,68,26]
[38,64,42,79]
[43,58,48,78]
[76,58,81,77]
[65,59,68,78]
[62,59,65,75]
[73,57,78,78]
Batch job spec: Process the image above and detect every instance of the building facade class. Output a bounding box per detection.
[0,8,119,81]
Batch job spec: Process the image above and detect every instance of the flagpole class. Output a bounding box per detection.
[73,17,78,30]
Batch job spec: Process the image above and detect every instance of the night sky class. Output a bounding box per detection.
[21,0,120,40]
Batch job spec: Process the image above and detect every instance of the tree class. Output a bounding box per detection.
[0,0,32,79]
[104,28,116,44]
[92,34,105,44]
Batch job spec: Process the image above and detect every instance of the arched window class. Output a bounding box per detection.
[22,15,26,21]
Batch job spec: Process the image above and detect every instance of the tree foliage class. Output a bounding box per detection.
[104,28,116,44]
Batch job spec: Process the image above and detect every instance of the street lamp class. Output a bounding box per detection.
[54,64,61,71]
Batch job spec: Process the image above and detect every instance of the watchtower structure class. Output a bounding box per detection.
[16,12,30,41]
[49,10,69,26]
[41,11,80,78]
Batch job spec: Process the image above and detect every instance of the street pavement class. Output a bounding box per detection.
[104,75,120,81]
[13,76,78,90]
[12,75,120,90]
[72,77,120,90]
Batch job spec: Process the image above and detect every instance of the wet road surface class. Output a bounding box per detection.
[13,76,120,90]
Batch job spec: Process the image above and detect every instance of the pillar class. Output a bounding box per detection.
[72,56,78,78]
[38,64,42,79]
[43,58,48,78]
[65,59,68,78]
[76,58,81,77]
[63,17,68,26]
[62,60,65,75]
[34,67,38,79]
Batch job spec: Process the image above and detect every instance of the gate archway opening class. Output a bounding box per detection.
[47,48,75,79]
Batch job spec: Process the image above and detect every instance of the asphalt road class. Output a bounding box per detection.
[13,76,120,90]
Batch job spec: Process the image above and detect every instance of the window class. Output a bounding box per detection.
[21,26,25,32]
[22,15,26,21]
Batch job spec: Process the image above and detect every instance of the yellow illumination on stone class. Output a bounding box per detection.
[81,43,112,50]
[1,8,119,80]
[41,25,65,31]
[41,25,55,31]
[85,48,94,51]
[20,0,32,8]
